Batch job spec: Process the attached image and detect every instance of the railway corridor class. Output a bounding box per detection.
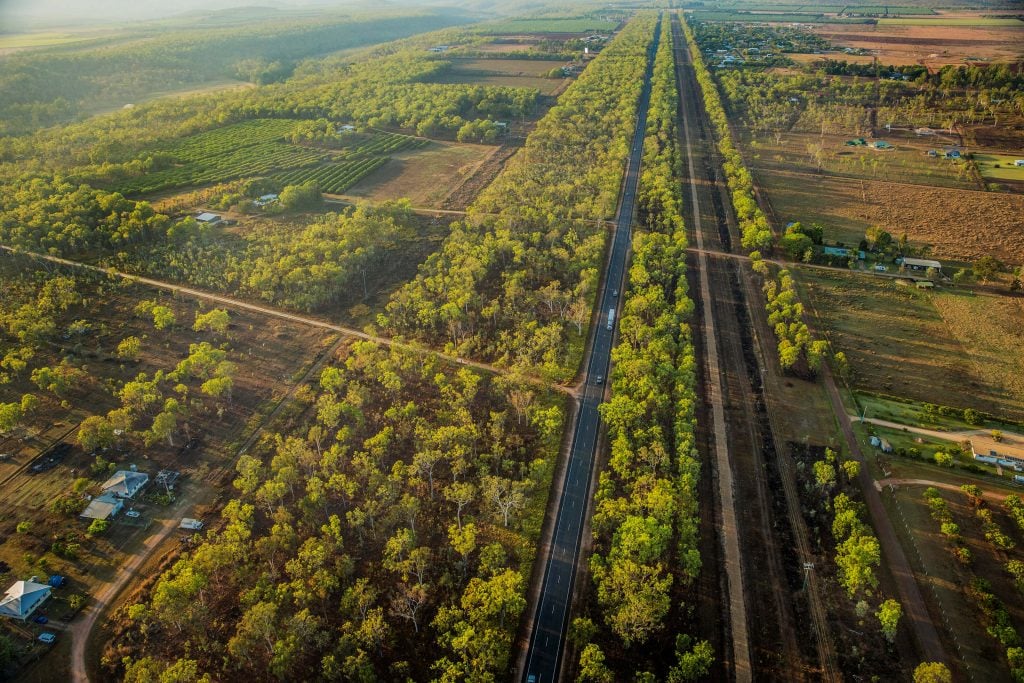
[672,15,818,682]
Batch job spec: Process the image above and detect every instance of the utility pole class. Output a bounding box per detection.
[802,562,815,591]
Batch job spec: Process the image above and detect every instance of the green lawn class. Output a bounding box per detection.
[974,153,1024,182]
[0,31,96,49]
[479,18,619,34]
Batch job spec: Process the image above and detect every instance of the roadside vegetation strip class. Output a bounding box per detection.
[380,14,660,383]
[575,19,711,678]
[682,17,828,377]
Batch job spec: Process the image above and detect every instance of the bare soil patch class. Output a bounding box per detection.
[812,24,1024,67]
[342,141,496,207]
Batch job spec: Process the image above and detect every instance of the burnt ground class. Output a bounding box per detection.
[673,17,816,681]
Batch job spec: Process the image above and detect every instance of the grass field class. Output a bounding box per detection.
[883,486,1019,681]
[931,291,1024,416]
[450,58,567,77]
[432,58,566,94]
[760,172,1024,263]
[341,140,496,208]
[749,132,977,189]
[974,153,1024,182]
[478,18,618,34]
[0,31,98,49]
[689,10,873,23]
[798,269,1024,421]
[840,6,937,14]
[877,16,1023,25]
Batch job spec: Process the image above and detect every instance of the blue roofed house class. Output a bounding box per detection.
[0,580,51,621]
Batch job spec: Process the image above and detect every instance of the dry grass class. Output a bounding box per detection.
[342,141,497,207]
[811,23,1024,67]
[932,291,1024,414]
[761,172,1024,264]
[798,269,1024,421]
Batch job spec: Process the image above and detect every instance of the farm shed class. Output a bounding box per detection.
[879,438,893,453]
[900,257,942,272]
[195,212,222,224]
[970,433,1024,471]
[179,518,204,531]
[0,580,51,621]
[101,470,149,499]
[870,140,895,150]
[80,492,123,521]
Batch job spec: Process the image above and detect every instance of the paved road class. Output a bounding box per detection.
[520,19,660,683]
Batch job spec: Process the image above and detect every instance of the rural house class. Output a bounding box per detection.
[970,433,1024,471]
[101,470,149,499]
[0,580,51,621]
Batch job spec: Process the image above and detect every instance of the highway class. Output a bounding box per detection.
[520,17,660,683]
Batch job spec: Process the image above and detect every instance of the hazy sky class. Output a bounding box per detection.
[0,0,372,28]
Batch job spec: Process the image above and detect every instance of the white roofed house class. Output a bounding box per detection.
[101,470,149,499]
[0,580,51,620]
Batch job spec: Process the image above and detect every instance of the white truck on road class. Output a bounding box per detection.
[606,308,615,330]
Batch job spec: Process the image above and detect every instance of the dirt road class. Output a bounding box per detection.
[69,334,345,681]
[0,245,573,397]
[822,370,948,664]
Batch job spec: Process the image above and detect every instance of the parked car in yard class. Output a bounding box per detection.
[38,632,56,644]
[32,615,47,624]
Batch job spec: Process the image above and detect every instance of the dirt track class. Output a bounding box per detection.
[675,17,821,681]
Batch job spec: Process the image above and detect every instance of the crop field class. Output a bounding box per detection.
[272,158,387,194]
[878,16,1023,25]
[108,123,431,196]
[812,23,1024,65]
[760,172,1024,263]
[477,18,619,34]
[974,153,1024,182]
[798,269,1024,421]
[689,11,873,23]
[341,140,497,207]
[840,6,937,14]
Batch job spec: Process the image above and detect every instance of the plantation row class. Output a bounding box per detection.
[168,118,303,162]
[579,18,713,680]
[273,157,388,194]
[382,14,660,382]
[347,131,430,157]
[113,142,325,196]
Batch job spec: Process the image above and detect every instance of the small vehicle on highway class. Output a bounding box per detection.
[595,375,603,385]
